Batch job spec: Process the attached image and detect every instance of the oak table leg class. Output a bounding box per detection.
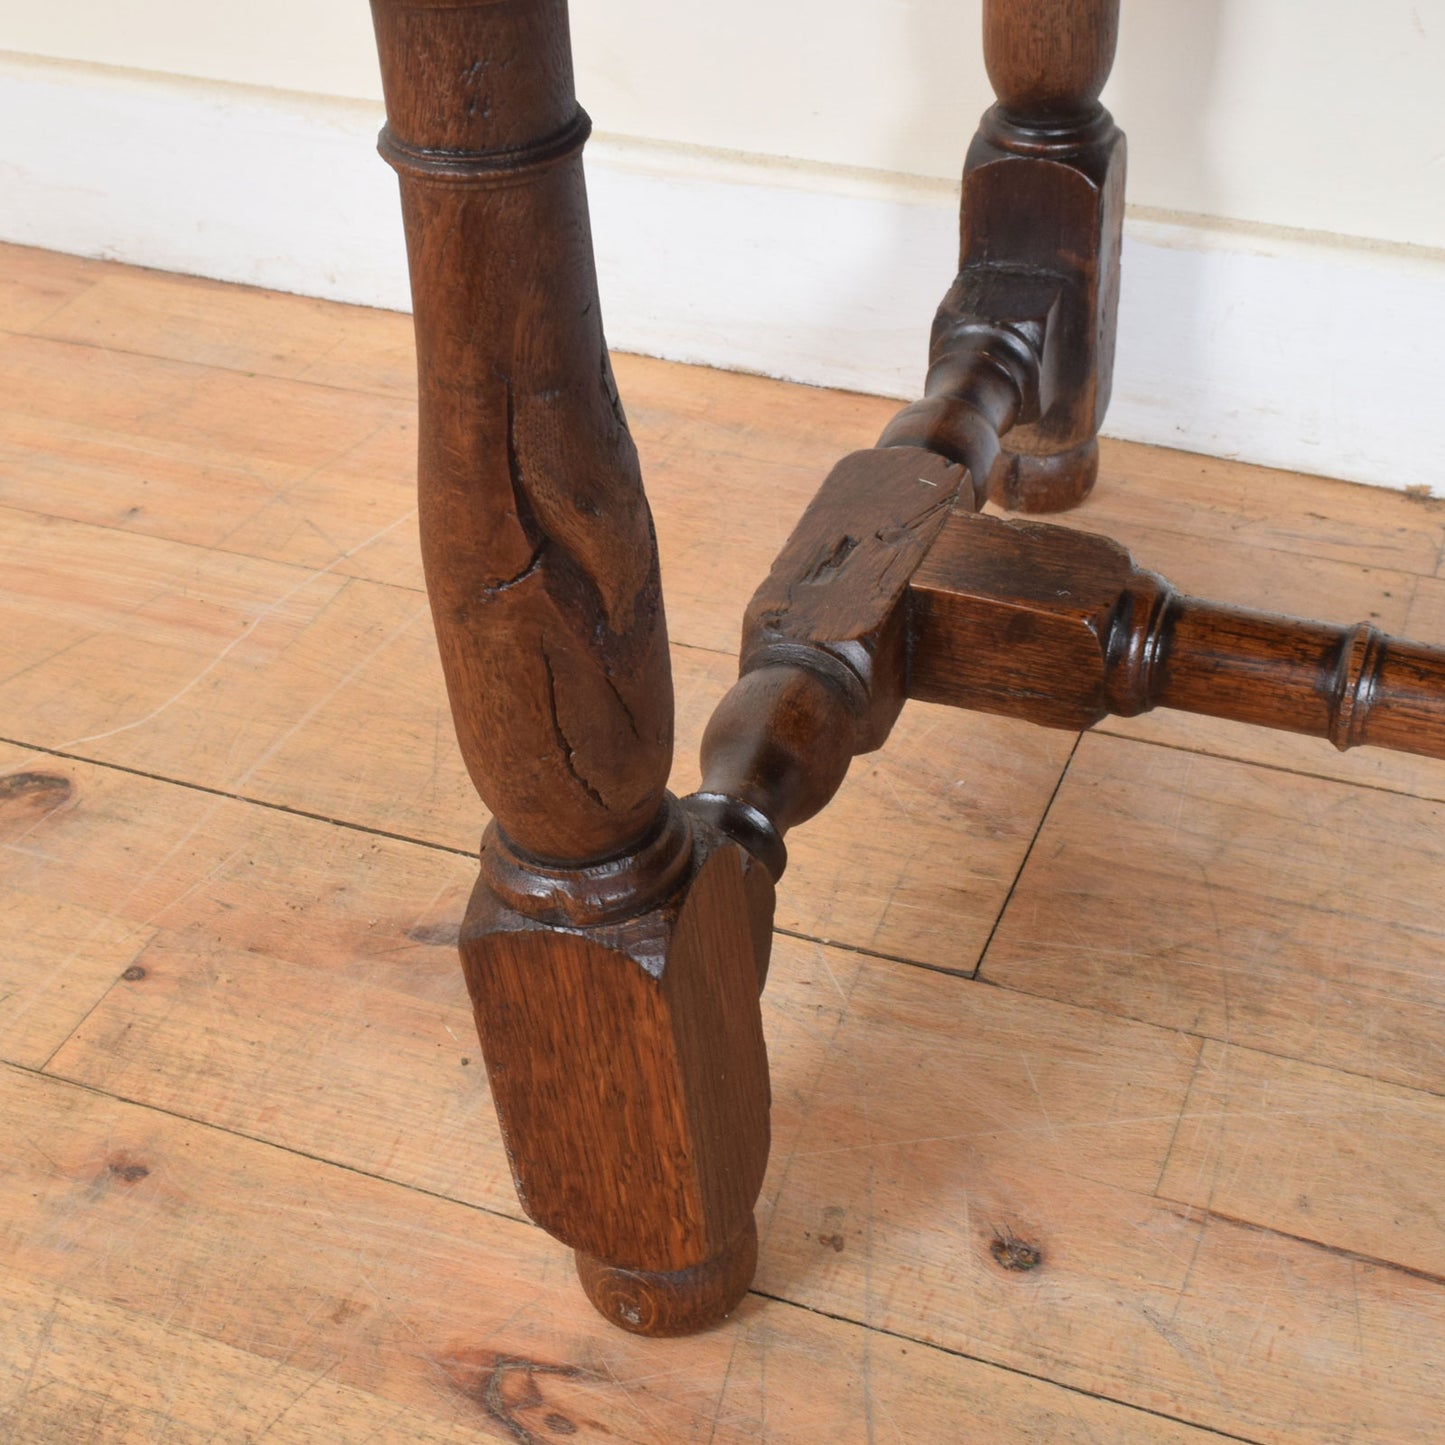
[369,0,771,1336]
[970,0,1125,512]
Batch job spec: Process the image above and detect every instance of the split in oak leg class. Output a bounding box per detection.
[968,0,1125,512]
[369,0,771,1336]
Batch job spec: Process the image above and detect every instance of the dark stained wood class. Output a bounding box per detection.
[370,0,771,1334]
[912,512,1135,732]
[463,832,769,1324]
[983,0,1119,120]
[374,49,668,864]
[969,0,1125,511]
[910,512,1445,759]
[574,1216,759,1339]
[688,0,1131,869]
[690,447,970,879]
[876,266,1050,496]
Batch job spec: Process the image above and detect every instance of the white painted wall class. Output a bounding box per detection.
[2,4,1444,491]
[6,1,1444,249]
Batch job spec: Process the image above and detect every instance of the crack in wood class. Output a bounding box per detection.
[540,642,609,812]
[479,539,549,597]
[799,533,860,587]
[599,665,643,743]
[503,376,618,649]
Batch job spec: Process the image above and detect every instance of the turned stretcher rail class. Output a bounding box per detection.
[1147,603,1445,757]
[909,513,1445,760]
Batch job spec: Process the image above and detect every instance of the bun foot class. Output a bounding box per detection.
[988,437,1099,513]
[575,1218,758,1337]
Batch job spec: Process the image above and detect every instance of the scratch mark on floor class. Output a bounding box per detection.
[41,506,417,752]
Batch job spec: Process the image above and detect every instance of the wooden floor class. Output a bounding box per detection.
[2,243,1444,1444]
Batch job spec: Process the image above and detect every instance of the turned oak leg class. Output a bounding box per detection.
[369,0,771,1336]
[971,0,1125,512]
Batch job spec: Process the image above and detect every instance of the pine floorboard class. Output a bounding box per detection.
[2,243,1444,1443]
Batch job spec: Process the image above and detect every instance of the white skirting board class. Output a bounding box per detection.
[3,54,1443,496]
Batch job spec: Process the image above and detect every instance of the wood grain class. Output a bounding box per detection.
[756,948,1445,1444]
[0,260,893,657]
[910,511,1445,758]
[24,750,1082,1226]
[0,1275,493,1444]
[0,244,106,333]
[1076,439,1444,579]
[4,242,1444,1436]
[0,1065,1223,1444]
[0,510,1075,971]
[1075,486,1445,795]
[0,743,155,1068]
[27,745,1441,1438]
[32,264,419,399]
[1159,1041,1445,1278]
[971,0,1124,510]
[0,331,422,587]
[982,733,1445,1093]
[983,0,1119,119]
